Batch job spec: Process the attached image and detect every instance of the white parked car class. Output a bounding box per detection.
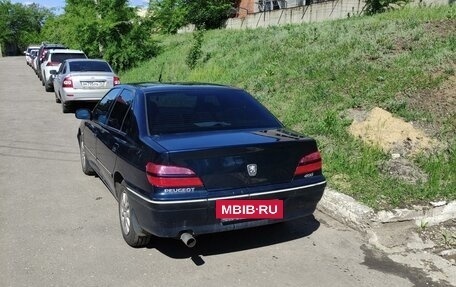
[41,49,87,92]
[52,59,120,113]
[24,45,40,66]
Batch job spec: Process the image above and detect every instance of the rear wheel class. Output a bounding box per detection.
[117,181,151,247]
[79,137,95,175]
[45,82,54,92]
[62,102,71,113]
[55,91,61,103]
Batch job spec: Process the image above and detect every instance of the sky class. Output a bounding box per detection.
[10,0,149,13]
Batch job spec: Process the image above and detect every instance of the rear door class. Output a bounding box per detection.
[53,62,66,96]
[96,88,135,191]
[83,88,122,177]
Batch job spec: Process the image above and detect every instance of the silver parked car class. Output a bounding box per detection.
[52,59,120,113]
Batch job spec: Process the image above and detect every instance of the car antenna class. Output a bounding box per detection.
[158,62,165,83]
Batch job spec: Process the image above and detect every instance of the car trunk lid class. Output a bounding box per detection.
[149,129,321,190]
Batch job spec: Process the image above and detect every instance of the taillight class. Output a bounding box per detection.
[294,151,322,176]
[63,76,73,88]
[113,76,120,85]
[146,163,203,188]
[46,61,59,66]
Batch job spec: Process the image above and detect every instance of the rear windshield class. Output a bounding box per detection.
[50,53,86,63]
[69,61,112,72]
[146,89,282,135]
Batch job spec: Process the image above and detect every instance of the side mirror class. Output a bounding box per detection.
[75,109,92,120]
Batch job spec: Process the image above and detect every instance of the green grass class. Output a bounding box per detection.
[121,6,456,210]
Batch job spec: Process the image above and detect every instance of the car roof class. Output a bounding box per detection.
[117,82,238,92]
[48,49,85,54]
[42,43,66,47]
[65,58,107,63]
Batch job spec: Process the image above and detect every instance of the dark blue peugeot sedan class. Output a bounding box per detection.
[76,83,326,248]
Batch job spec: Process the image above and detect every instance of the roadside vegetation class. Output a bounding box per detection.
[121,6,456,210]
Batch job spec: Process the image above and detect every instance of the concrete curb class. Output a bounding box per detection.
[317,188,456,231]
[317,188,375,232]
[376,201,456,227]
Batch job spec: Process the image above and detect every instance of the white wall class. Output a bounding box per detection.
[226,0,364,29]
[225,0,452,30]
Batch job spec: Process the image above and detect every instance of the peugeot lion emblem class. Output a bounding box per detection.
[247,164,257,177]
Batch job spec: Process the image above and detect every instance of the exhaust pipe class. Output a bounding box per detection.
[180,232,196,248]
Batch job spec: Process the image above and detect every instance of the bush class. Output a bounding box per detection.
[186,30,204,70]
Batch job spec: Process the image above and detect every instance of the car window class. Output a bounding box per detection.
[92,88,122,124]
[121,108,139,139]
[51,53,86,63]
[58,63,65,74]
[69,61,112,72]
[107,89,134,130]
[146,89,282,135]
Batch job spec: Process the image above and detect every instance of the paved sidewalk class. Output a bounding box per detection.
[318,188,456,285]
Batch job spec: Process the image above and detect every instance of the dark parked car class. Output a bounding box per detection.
[75,83,326,248]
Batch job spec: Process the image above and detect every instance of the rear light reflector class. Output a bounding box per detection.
[114,76,120,85]
[294,151,322,176]
[146,163,203,188]
[46,62,59,66]
[63,76,73,88]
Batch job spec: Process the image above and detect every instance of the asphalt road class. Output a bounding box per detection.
[0,56,424,287]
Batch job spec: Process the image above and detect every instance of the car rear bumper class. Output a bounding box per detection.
[126,180,326,238]
[61,88,110,103]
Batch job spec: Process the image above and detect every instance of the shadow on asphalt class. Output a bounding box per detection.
[146,215,320,265]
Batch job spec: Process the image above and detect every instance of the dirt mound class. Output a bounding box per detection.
[348,107,440,157]
[347,107,444,183]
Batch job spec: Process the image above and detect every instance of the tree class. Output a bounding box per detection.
[0,0,53,55]
[150,0,239,32]
[363,0,410,15]
[41,0,158,71]
[183,0,235,30]
[149,0,187,34]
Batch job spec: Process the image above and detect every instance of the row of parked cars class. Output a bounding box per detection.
[25,43,120,113]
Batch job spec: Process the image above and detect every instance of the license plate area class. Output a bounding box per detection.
[216,199,283,220]
[81,81,106,88]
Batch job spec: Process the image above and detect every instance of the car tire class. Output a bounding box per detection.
[45,82,54,92]
[55,91,61,103]
[79,137,95,176]
[62,102,71,113]
[117,181,152,247]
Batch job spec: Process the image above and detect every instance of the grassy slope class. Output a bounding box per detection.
[121,6,456,210]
